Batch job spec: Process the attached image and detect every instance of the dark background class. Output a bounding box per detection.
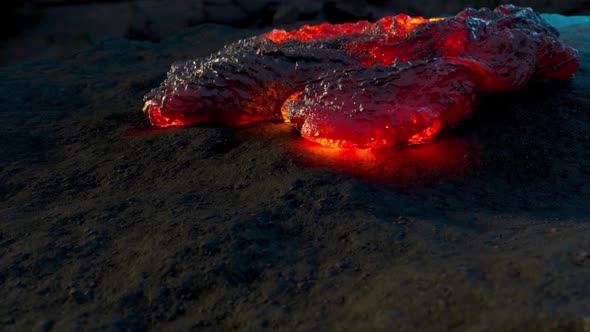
[2,0,589,65]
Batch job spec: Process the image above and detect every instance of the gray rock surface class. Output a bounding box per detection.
[543,13,590,27]
[0,12,589,332]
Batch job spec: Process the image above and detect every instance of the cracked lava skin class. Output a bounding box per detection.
[143,5,580,149]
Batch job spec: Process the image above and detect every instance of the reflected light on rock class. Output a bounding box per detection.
[289,135,479,184]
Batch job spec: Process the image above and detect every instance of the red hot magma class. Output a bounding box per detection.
[143,5,580,149]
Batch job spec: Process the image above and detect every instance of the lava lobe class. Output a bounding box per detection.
[143,5,579,149]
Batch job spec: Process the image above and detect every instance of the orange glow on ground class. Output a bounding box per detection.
[305,137,361,149]
[290,136,479,184]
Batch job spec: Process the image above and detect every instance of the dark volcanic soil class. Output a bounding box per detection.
[1,18,590,331]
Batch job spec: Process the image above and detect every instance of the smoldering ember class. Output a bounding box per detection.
[1,1,590,331]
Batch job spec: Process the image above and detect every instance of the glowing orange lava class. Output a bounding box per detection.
[264,15,441,44]
[145,105,186,127]
[408,121,442,145]
[143,5,580,150]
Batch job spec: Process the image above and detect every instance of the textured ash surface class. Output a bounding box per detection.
[1,17,590,331]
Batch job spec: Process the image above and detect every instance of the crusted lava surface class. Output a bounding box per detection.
[143,5,579,149]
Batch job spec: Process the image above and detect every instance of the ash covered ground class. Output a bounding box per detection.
[1,14,590,331]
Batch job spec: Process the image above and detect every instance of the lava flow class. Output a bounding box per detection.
[143,5,579,149]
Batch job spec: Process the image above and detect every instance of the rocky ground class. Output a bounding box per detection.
[1,12,590,332]
[1,1,590,65]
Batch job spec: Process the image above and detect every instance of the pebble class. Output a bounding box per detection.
[336,259,350,269]
[572,249,590,266]
[33,319,55,332]
[69,287,85,304]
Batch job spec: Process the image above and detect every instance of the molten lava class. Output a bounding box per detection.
[143,5,579,149]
